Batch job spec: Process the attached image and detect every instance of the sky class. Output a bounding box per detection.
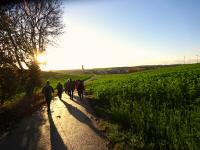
[40,0,200,70]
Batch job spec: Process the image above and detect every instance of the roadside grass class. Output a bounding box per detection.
[0,92,45,135]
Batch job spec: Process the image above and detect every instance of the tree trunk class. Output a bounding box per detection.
[25,62,41,100]
[6,29,24,70]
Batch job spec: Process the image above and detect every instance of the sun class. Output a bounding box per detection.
[37,53,47,64]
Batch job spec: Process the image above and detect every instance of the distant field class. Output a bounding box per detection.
[41,71,92,88]
[86,64,200,149]
[47,64,181,75]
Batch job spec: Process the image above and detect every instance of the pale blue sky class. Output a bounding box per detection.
[43,0,200,70]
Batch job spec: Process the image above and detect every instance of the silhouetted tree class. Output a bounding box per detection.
[0,0,64,101]
[0,0,64,69]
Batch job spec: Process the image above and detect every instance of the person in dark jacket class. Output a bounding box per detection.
[66,79,71,97]
[69,79,75,99]
[76,80,85,99]
[65,78,75,99]
[56,82,63,100]
[42,81,54,112]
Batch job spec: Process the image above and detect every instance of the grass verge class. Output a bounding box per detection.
[0,93,46,136]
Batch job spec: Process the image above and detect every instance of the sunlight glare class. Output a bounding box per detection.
[37,53,47,65]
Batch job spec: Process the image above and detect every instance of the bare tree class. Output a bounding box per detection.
[0,0,64,98]
[0,0,64,69]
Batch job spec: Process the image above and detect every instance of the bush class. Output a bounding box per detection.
[0,67,20,104]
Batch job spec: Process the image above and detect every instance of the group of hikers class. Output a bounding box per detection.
[42,78,85,112]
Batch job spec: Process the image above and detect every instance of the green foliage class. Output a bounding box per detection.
[86,64,200,149]
[0,67,20,103]
[0,63,43,103]
[26,63,42,96]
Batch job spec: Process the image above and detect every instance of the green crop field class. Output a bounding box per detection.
[86,64,200,149]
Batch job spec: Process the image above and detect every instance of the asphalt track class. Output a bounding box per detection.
[0,93,108,150]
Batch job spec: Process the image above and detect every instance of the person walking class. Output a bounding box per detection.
[69,78,75,99]
[76,80,85,100]
[56,82,63,100]
[66,79,71,97]
[65,78,75,99]
[42,81,54,112]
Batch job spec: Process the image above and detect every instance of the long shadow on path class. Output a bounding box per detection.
[60,99,104,138]
[0,111,45,150]
[71,95,85,107]
[71,95,96,117]
[48,112,68,150]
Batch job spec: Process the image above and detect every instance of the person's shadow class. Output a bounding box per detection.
[71,95,84,106]
[48,112,68,150]
[72,95,95,116]
[60,99,104,138]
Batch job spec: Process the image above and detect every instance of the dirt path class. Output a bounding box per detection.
[0,93,108,150]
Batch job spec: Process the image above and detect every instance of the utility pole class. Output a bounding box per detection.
[184,56,186,64]
[196,55,199,63]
